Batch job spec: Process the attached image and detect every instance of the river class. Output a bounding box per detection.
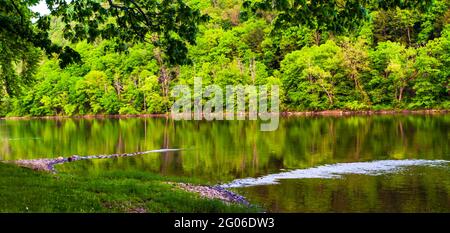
[1,115,449,212]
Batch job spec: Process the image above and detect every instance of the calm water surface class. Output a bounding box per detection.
[1,115,449,212]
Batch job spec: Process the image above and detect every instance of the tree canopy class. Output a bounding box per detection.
[1,0,449,116]
[1,0,205,97]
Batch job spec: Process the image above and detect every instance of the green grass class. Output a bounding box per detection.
[0,162,260,213]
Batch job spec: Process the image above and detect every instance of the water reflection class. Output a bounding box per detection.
[1,115,449,212]
[237,166,450,212]
[1,116,449,180]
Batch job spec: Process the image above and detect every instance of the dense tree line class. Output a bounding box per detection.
[1,0,449,116]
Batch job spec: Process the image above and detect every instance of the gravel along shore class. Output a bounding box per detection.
[173,183,251,206]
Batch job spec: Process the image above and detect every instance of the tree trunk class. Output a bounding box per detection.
[250,57,256,84]
[314,31,321,45]
[143,92,147,112]
[319,82,334,105]
[159,66,170,98]
[398,87,404,102]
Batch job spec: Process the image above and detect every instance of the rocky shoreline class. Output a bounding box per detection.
[281,109,449,116]
[174,183,250,206]
[1,109,448,120]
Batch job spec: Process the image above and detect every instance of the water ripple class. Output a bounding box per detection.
[220,159,450,188]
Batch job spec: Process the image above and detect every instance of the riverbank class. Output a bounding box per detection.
[281,109,449,116]
[1,109,448,120]
[8,149,250,206]
[0,162,258,213]
[7,150,253,208]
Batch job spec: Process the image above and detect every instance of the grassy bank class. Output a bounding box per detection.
[0,162,258,213]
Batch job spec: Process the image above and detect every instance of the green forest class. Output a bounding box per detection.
[1,0,449,117]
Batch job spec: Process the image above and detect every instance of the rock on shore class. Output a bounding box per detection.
[174,183,250,206]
